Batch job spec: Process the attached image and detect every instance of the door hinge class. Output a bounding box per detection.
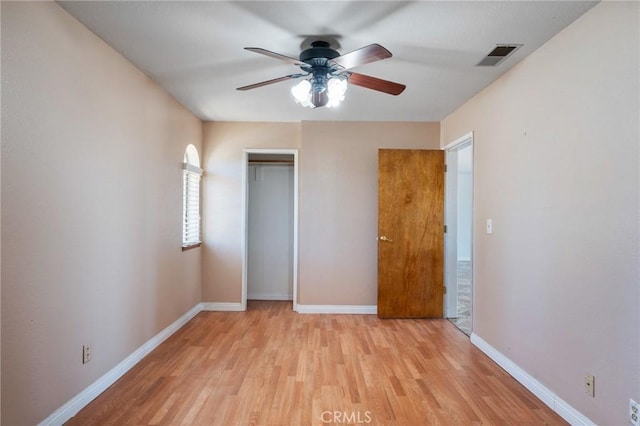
[444,225,447,233]
[443,286,447,294]
[444,164,448,172]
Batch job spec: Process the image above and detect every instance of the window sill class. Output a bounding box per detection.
[182,243,202,251]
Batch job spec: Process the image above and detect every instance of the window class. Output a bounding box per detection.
[182,144,202,249]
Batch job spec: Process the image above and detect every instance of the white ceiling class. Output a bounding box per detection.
[58,1,597,122]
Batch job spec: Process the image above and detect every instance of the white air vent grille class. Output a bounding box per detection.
[477,44,523,66]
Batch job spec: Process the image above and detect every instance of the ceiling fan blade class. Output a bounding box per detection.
[348,72,406,95]
[332,44,392,70]
[236,75,300,91]
[245,47,305,66]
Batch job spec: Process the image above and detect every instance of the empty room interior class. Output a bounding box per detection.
[1,1,639,425]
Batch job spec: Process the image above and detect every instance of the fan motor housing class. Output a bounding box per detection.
[300,41,340,63]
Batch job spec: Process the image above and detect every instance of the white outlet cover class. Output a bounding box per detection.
[630,399,640,426]
[584,374,595,397]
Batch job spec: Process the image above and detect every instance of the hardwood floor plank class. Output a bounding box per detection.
[65,301,566,425]
[180,383,214,425]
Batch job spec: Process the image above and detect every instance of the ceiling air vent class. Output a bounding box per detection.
[476,44,523,66]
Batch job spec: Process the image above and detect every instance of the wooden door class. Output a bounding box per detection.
[377,149,445,318]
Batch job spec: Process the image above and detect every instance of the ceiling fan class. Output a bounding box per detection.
[237,41,406,109]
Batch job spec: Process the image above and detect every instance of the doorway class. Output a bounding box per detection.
[242,149,299,311]
[444,133,474,335]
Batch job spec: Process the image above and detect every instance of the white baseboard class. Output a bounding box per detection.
[200,302,244,311]
[39,303,202,426]
[296,304,377,314]
[470,333,594,426]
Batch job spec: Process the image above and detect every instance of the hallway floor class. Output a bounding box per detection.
[450,260,471,335]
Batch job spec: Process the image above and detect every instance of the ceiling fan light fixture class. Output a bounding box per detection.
[291,79,313,108]
[291,75,348,109]
[326,77,348,108]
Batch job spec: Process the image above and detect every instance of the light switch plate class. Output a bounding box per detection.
[486,218,493,234]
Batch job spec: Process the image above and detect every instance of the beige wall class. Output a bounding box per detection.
[1,3,203,424]
[201,122,301,302]
[201,121,439,305]
[299,122,440,305]
[441,2,639,424]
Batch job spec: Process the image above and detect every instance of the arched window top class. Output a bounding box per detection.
[184,144,200,167]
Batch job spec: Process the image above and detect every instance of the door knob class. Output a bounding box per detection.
[379,236,393,242]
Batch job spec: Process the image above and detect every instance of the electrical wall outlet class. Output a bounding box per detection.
[82,344,91,364]
[584,374,595,397]
[630,399,639,426]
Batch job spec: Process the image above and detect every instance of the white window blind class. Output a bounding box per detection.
[182,162,203,247]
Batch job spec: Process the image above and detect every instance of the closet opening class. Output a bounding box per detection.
[242,149,299,311]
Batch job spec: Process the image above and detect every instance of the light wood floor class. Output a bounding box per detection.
[66,301,566,425]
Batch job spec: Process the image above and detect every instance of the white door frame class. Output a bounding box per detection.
[241,148,299,311]
[444,132,474,319]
